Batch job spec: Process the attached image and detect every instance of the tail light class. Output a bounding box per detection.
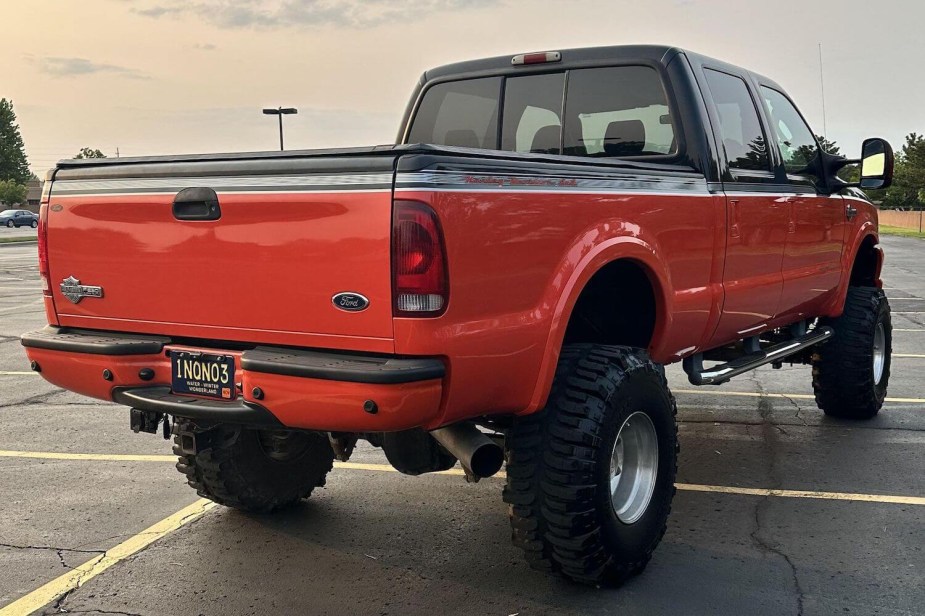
[38,203,51,296]
[392,200,448,316]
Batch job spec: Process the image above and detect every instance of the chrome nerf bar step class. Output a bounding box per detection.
[683,326,834,386]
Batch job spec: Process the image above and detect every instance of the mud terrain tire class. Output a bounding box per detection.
[812,286,892,419]
[174,422,334,513]
[503,344,678,586]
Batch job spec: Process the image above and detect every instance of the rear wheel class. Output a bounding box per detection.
[504,344,678,586]
[30,220,37,228]
[173,421,334,513]
[812,286,892,419]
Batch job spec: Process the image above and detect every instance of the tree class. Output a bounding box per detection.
[0,99,31,184]
[879,133,925,210]
[0,179,27,206]
[812,135,857,182]
[895,134,925,208]
[74,147,107,159]
[816,135,841,156]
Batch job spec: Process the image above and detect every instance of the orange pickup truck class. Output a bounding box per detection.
[23,45,894,586]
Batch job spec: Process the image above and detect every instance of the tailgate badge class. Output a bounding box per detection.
[60,276,104,304]
[332,292,369,312]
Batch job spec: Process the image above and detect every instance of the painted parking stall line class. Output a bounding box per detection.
[0,450,178,462]
[671,389,925,404]
[1,451,923,508]
[0,499,215,616]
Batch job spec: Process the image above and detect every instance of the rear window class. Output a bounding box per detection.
[406,77,501,149]
[406,65,677,159]
[563,66,676,157]
[501,73,565,154]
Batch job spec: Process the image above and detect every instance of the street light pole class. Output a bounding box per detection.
[262,107,298,151]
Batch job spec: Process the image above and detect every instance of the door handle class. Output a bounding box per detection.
[729,199,740,238]
[173,187,221,221]
[845,204,858,221]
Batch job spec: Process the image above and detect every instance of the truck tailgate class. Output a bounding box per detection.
[45,156,397,351]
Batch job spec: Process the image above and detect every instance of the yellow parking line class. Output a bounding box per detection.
[672,389,925,404]
[0,371,35,376]
[0,450,176,462]
[0,498,214,616]
[1,450,923,507]
[2,454,925,613]
[894,353,925,358]
[675,483,925,506]
[337,461,472,477]
[894,329,925,332]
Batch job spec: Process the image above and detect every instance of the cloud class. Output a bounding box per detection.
[32,57,149,79]
[123,0,500,29]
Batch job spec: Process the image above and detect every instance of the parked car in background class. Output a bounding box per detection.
[0,209,39,228]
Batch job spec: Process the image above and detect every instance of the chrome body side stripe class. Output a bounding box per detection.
[51,169,712,197]
[395,170,710,194]
[51,173,395,196]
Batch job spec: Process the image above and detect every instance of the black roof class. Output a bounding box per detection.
[423,44,781,90]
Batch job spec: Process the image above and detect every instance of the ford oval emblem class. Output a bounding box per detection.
[332,292,369,312]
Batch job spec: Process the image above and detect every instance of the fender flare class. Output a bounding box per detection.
[825,224,882,317]
[523,234,672,413]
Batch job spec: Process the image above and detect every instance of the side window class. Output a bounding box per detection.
[703,69,771,173]
[501,73,565,154]
[406,77,501,149]
[563,66,676,158]
[760,86,820,175]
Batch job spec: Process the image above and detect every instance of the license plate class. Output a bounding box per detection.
[171,352,236,400]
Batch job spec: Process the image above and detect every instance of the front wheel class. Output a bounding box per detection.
[504,344,678,586]
[5,220,13,228]
[812,286,891,419]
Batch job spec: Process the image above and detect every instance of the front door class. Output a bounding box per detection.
[700,68,791,347]
[759,86,845,320]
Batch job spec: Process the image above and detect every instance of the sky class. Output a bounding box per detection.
[4,0,923,175]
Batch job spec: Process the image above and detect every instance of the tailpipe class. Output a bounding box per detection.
[429,422,504,480]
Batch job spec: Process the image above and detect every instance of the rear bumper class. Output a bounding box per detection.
[21,327,445,431]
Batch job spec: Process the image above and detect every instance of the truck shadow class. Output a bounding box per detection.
[192,469,808,616]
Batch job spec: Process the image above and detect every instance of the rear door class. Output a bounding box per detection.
[700,68,790,345]
[759,86,845,320]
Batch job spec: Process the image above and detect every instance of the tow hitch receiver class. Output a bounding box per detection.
[129,409,171,439]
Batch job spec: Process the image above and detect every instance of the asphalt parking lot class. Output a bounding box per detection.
[0,236,923,616]
[0,226,38,241]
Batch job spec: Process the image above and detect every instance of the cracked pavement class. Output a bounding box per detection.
[1,237,924,615]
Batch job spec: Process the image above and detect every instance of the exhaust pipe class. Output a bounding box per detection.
[430,422,504,479]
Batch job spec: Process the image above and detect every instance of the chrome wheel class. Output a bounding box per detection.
[609,411,659,524]
[873,322,886,385]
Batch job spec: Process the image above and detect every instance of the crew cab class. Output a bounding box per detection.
[22,45,894,586]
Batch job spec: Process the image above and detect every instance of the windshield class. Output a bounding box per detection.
[1,210,19,216]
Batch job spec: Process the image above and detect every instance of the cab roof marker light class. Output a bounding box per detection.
[512,51,561,66]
